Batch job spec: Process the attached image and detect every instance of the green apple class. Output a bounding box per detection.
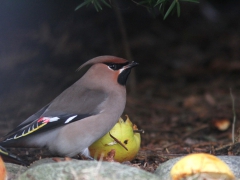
[89,115,141,162]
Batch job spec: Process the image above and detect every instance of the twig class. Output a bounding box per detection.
[109,132,128,151]
[133,129,145,133]
[230,88,236,143]
[182,124,209,140]
[130,0,151,9]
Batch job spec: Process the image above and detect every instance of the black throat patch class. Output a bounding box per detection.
[117,68,131,86]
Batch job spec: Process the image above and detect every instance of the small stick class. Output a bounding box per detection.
[109,132,128,151]
[230,88,236,143]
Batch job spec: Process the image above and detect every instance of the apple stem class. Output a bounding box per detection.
[133,129,145,134]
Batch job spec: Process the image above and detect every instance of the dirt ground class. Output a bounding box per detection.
[0,0,240,173]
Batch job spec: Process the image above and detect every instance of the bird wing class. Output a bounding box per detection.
[5,104,51,136]
[2,88,108,143]
[2,114,89,143]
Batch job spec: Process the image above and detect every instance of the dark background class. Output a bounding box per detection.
[1,0,240,168]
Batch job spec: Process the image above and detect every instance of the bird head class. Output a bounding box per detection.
[77,56,138,86]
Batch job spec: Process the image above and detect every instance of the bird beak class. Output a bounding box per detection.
[117,61,138,85]
[124,61,139,69]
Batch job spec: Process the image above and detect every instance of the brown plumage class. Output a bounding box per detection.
[0,55,138,163]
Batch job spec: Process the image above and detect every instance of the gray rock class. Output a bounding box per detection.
[154,157,181,180]
[5,163,27,180]
[18,160,159,180]
[29,157,79,168]
[218,156,240,178]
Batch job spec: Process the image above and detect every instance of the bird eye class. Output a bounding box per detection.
[107,64,122,71]
[109,64,117,70]
[104,62,129,71]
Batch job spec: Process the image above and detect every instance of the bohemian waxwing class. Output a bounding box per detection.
[0,55,138,165]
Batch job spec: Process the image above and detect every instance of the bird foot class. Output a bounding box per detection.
[52,157,72,162]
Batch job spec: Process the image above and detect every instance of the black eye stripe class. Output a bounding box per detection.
[104,62,129,71]
[109,64,121,70]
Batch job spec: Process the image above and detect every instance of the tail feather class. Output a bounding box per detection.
[0,146,29,166]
